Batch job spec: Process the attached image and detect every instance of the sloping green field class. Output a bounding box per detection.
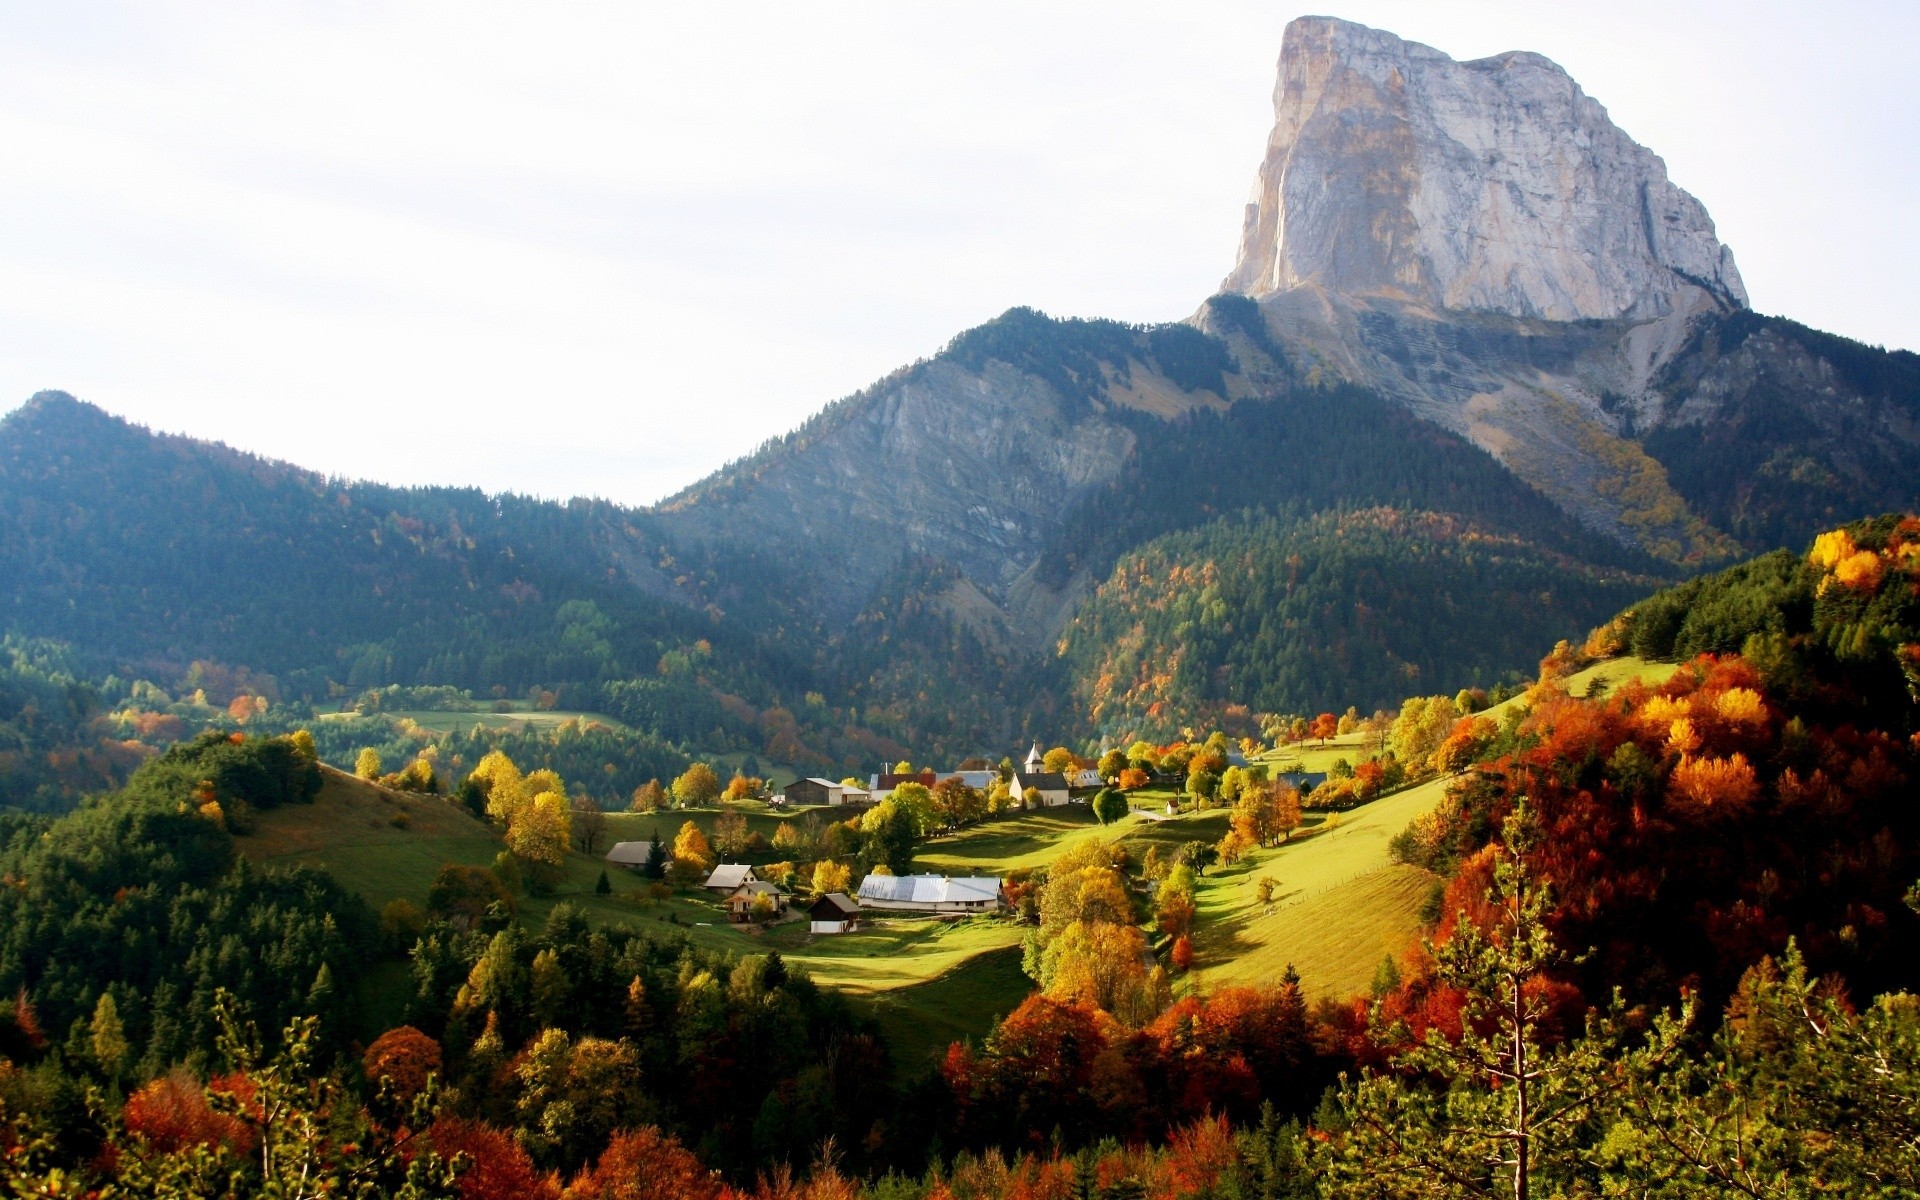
[1188,774,1455,1000]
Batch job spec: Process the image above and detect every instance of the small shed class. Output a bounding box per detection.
[704,863,758,894]
[809,892,862,934]
[604,841,655,871]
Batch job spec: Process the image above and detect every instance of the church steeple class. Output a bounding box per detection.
[1024,741,1043,773]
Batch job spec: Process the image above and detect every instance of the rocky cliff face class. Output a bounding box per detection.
[1224,17,1746,322]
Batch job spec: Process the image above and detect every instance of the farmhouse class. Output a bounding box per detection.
[725,880,787,923]
[603,841,655,870]
[1011,770,1071,807]
[779,775,848,806]
[838,782,872,806]
[856,874,1005,914]
[809,892,862,933]
[1070,768,1102,790]
[703,864,757,894]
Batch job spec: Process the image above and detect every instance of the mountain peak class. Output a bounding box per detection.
[1224,16,1746,321]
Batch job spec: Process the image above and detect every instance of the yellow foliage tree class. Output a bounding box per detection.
[355,748,383,781]
[811,860,852,895]
[506,791,572,867]
[471,750,528,825]
[1040,921,1167,1027]
[673,821,715,871]
[671,763,720,807]
[1041,747,1076,774]
[1714,687,1768,726]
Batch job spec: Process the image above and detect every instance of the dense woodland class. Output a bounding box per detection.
[1061,507,1655,738]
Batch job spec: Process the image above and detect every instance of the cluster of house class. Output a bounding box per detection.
[774,743,1101,810]
[601,839,1008,935]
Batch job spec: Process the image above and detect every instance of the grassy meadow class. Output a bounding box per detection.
[1185,773,1456,1000]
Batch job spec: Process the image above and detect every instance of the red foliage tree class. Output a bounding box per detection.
[427,1117,560,1200]
[564,1127,719,1200]
[1169,935,1193,973]
[122,1070,256,1157]
[364,1025,443,1103]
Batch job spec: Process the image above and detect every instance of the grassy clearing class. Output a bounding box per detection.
[1255,730,1381,775]
[601,805,820,850]
[916,807,1106,874]
[858,945,1032,1077]
[1186,774,1455,999]
[1192,866,1437,1002]
[240,767,504,907]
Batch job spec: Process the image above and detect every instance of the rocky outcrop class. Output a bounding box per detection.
[1225,16,1746,322]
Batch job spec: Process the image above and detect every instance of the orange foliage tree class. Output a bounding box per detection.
[564,1126,719,1200]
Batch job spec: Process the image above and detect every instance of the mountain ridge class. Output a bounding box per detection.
[5,15,1918,771]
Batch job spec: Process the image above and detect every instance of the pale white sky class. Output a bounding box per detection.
[1,2,1913,505]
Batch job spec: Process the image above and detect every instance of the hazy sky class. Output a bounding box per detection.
[2,2,1914,505]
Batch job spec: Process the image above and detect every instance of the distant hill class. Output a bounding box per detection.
[1060,507,1657,738]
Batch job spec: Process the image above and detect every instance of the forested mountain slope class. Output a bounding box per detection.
[1060,507,1657,737]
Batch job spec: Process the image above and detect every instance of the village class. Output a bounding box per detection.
[595,736,1336,941]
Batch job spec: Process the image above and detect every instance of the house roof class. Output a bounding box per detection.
[940,771,997,790]
[1013,771,1070,790]
[704,864,756,890]
[870,771,936,791]
[810,892,861,918]
[728,880,781,898]
[800,777,844,788]
[604,841,654,865]
[856,874,1003,905]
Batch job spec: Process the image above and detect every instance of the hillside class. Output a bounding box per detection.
[1060,507,1658,738]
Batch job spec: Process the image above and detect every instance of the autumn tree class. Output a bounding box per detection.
[628,779,665,813]
[564,1125,719,1200]
[930,776,986,830]
[671,762,720,807]
[1325,801,1691,1199]
[570,795,608,854]
[810,859,852,896]
[1042,746,1077,774]
[1097,748,1127,780]
[363,1025,443,1104]
[712,810,750,856]
[506,792,572,888]
[672,821,715,872]
[356,748,384,780]
[1118,767,1149,791]
[722,772,763,803]
[1311,712,1338,745]
[1031,840,1166,1025]
[90,991,128,1077]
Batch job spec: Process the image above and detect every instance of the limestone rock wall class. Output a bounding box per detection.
[1225,16,1746,321]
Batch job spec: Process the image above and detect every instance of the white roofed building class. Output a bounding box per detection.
[703,864,757,894]
[856,874,1005,914]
